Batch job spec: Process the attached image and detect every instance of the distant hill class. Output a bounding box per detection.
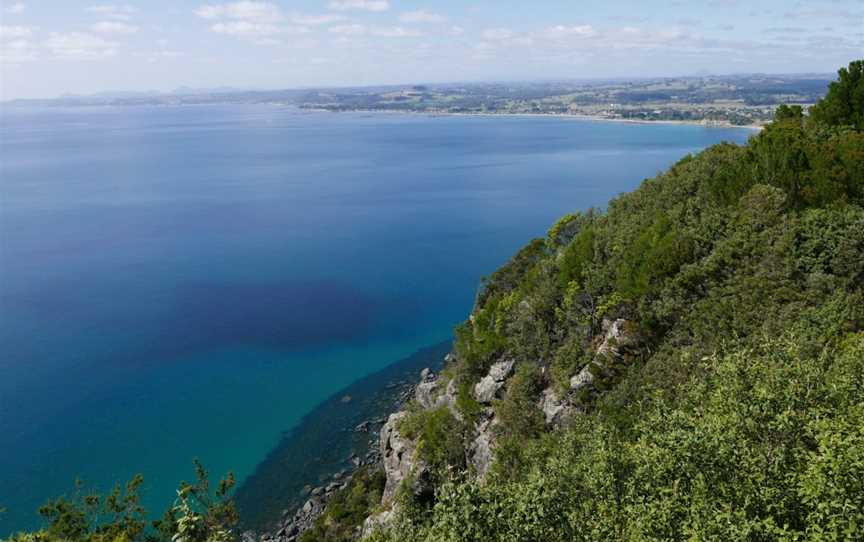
[3,73,835,127]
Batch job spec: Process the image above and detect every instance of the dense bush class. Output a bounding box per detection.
[399,406,467,476]
[809,60,863,130]
[374,335,864,542]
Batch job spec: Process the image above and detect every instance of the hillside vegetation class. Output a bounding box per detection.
[361,60,864,542]
[4,61,863,542]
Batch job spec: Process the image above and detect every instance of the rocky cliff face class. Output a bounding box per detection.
[542,318,641,427]
[262,316,641,541]
[378,412,431,505]
[260,316,641,541]
[357,316,641,539]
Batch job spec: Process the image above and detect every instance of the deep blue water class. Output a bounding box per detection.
[0,105,751,534]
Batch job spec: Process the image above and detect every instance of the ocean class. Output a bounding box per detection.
[0,105,751,534]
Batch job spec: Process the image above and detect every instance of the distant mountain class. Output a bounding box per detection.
[171,86,253,95]
[58,90,162,100]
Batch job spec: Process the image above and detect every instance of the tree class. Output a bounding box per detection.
[809,60,864,129]
[774,104,804,122]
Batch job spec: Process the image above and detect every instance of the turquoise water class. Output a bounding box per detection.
[0,105,751,534]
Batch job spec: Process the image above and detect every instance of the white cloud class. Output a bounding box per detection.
[676,18,702,27]
[326,24,421,38]
[371,26,422,38]
[765,27,807,34]
[91,21,139,34]
[135,49,183,63]
[195,2,323,40]
[786,7,861,20]
[0,25,34,39]
[399,10,445,24]
[5,2,25,14]
[195,1,283,22]
[708,0,739,7]
[328,0,389,12]
[86,5,138,21]
[0,39,38,64]
[482,28,514,40]
[44,31,117,60]
[448,26,464,36]
[544,25,596,39]
[290,14,343,25]
[211,21,284,36]
[469,22,767,62]
[328,23,366,36]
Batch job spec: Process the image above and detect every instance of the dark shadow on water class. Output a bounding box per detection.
[234,340,451,531]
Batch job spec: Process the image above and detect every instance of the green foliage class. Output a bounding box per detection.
[557,224,595,289]
[36,475,146,542]
[453,380,481,423]
[453,298,507,380]
[493,363,544,442]
[747,119,864,208]
[774,103,804,122]
[809,60,864,130]
[374,335,864,542]
[8,462,237,542]
[399,407,466,475]
[546,210,596,249]
[546,213,579,247]
[297,467,386,542]
[156,460,238,542]
[615,212,693,298]
[476,238,546,307]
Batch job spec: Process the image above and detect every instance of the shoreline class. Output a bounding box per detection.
[299,106,765,131]
[4,101,763,131]
[234,341,451,532]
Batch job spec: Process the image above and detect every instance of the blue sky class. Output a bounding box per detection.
[0,0,861,99]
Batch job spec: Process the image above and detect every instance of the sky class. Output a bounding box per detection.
[0,0,861,100]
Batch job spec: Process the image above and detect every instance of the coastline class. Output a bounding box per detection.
[3,101,763,131]
[299,107,765,131]
[234,341,451,532]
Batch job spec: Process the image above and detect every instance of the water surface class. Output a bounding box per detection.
[0,105,750,533]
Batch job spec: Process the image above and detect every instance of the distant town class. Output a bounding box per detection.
[7,73,833,127]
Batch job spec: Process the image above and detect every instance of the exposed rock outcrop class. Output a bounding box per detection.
[360,508,396,539]
[570,318,639,395]
[380,412,431,505]
[537,318,640,430]
[263,477,348,542]
[467,411,497,480]
[474,359,515,403]
[440,378,459,414]
[414,369,440,409]
[414,368,460,417]
[540,387,575,427]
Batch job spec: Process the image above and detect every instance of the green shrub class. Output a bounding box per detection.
[493,363,544,442]
[297,467,386,542]
[399,407,466,476]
